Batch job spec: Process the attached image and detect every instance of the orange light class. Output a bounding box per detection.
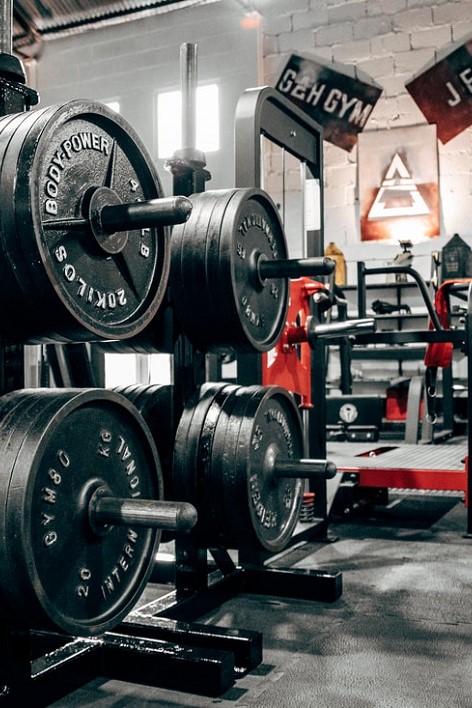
[240,10,262,30]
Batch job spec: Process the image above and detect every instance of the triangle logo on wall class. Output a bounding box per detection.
[368,153,430,220]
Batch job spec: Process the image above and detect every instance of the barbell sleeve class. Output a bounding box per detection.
[273,458,337,480]
[100,195,193,232]
[92,497,198,533]
[259,256,335,280]
[307,316,376,346]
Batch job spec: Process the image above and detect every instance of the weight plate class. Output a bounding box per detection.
[211,385,304,552]
[171,188,289,354]
[172,383,239,526]
[203,385,255,546]
[198,384,246,546]
[192,383,241,544]
[216,191,288,352]
[115,384,174,499]
[168,191,219,350]
[0,108,60,309]
[0,388,162,636]
[0,101,169,343]
[114,383,145,403]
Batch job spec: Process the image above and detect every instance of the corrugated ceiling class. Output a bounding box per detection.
[12,0,218,56]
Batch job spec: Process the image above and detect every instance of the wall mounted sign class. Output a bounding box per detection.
[358,125,439,242]
[275,53,382,151]
[406,35,472,143]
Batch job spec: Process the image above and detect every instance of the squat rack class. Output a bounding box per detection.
[328,261,472,535]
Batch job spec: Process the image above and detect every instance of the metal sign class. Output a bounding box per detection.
[275,53,382,151]
[358,124,439,242]
[406,35,472,143]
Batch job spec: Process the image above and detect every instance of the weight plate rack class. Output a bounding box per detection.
[0,32,342,704]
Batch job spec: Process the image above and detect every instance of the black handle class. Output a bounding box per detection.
[101,195,193,232]
[273,458,337,480]
[259,256,335,280]
[92,496,198,533]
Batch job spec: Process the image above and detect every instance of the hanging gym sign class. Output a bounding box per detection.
[406,34,472,144]
[275,53,382,151]
[358,124,439,242]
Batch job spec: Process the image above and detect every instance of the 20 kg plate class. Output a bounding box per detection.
[0,101,169,342]
[0,388,162,636]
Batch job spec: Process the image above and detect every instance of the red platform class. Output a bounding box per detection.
[327,442,468,504]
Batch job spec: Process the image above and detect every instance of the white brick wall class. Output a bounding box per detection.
[260,0,472,276]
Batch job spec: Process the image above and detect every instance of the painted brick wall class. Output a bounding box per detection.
[260,0,472,280]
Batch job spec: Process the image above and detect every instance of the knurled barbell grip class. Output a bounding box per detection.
[100,195,193,232]
[258,256,335,280]
[93,496,198,533]
[273,458,337,480]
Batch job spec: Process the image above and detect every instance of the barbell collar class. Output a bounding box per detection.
[92,496,198,533]
[273,458,337,480]
[258,256,335,280]
[100,195,193,233]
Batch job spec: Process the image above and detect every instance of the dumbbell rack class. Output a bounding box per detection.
[0,18,342,704]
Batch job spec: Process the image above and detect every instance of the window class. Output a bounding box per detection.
[157,83,219,159]
[104,100,120,113]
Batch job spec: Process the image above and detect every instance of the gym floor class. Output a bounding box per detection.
[51,471,472,707]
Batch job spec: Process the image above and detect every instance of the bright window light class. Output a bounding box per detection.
[157,83,219,159]
[104,100,120,113]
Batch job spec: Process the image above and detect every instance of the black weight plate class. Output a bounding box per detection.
[171,189,288,354]
[1,101,170,343]
[212,385,304,552]
[172,383,238,522]
[173,382,229,506]
[171,189,247,353]
[170,190,233,348]
[116,384,174,499]
[217,190,289,352]
[192,383,241,543]
[201,384,248,547]
[1,388,162,636]
[202,191,244,348]
[114,383,146,403]
[0,390,84,621]
[208,385,262,548]
[0,108,61,317]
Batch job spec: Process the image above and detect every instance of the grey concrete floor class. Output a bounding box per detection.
[50,490,472,707]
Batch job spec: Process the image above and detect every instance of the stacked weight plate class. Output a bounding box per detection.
[170,188,289,353]
[0,388,163,636]
[172,383,305,553]
[114,383,174,498]
[0,100,170,343]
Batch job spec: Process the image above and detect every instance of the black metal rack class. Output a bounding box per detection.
[0,24,342,701]
[234,86,334,548]
[156,81,341,647]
